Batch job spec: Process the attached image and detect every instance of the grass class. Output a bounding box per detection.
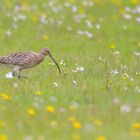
[0,0,140,140]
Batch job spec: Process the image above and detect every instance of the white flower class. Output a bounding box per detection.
[72,6,77,13]
[64,2,71,7]
[112,97,120,104]
[17,14,26,20]
[84,123,95,131]
[72,66,85,73]
[52,7,60,13]
[40,14,48,24]
[113,50,120,55]
[98,56,106,62]
[5,72,13,79]
[83,1,94,6]
[136,6,140,13]
[12,22,18,29]
[85,31,93,38]
[77,30,84,35]
[72,80,77,85]
[53,82,58,87]
[59,107,66,113]
[86,20,93,28]
[136,17,140,23]
[6,31,12,36]
[123,14,132,20]
[49,96,57,102]
[136,107,140,113]
[14,4,22,12]
[57,20,63,27]
[135,87,140,93]
[134,51,140,56]
[71,101,79,108]
[110,70,119,76]
[136,72,140,75]
[121,65,127,70]
[60,60,66,66]
[124,86,128,90]
[76,66,84,72]
[130,77,134,82]
[120,105,131,113]
[13,82,18,88]
[123,73,129,79]
[24,135,33,140]
[67,26,72,31]
[49,62,55,66]
[96,24,100,29]
[49,0,55,7]
[125,6,131,12]
[72,70,77,73]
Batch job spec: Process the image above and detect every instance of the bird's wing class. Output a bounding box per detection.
[0,52,38,66]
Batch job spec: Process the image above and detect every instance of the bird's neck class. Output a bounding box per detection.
[39,53,47,60]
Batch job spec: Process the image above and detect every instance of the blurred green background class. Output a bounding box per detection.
[0,0,140,140]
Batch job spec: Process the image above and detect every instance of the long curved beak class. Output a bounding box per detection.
[48,52,61,75]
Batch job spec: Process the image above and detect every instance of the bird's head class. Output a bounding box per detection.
[41,48,61,75]
[41,48,50,56]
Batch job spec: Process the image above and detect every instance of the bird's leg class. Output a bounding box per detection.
[12,71,16,77]
[17,70,30,80]
[12,71,21,78]
[18,70,21,79]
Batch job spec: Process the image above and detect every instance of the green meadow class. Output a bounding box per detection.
[0,0,140,140]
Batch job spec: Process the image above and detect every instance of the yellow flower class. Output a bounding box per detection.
[69,106,77,111]
[109,44,116,49]
[96,136,106,140]
[138,43,140,47]
[22,0,30,12]
[131,0,139,4]
[122,75,127,80]
[63,71,67,75]
[122,73,129,80]
[69,0,75,4]
[0,134,8,140]
[35,91,42,95]
[72,121,82,129]
[132,123,140,129]
[68,116,77,122]
[27,108,36,116]
[94,120,103,127]
[89,16,96,21]
[111,0,122,6]
[46,106,55,113]
[32,16,38,22]
[43,35,49,41]
[79,9,84,14]
[0,120,5,128]
[0,93,11,100]
[119,9,125,14]
[107,79,112,87]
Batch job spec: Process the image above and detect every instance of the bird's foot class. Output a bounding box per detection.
[12,73,30,80]
[18,75,31,80]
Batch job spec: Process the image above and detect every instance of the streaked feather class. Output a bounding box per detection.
[0,51,44,69]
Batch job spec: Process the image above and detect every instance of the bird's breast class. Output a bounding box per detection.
[23,56,45,69]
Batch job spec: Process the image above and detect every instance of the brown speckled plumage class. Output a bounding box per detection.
[0,48,61,79]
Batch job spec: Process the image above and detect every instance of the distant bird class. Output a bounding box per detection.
[0,48,61,79]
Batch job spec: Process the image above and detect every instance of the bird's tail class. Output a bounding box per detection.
[0,56,6,64]
[0,57,4,67]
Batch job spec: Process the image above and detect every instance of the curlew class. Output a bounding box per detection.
[0,48,61,79]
